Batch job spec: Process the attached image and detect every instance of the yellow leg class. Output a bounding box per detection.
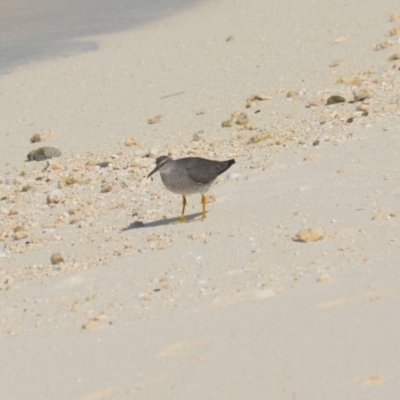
[179,196,187,222]
[201,194,207,219]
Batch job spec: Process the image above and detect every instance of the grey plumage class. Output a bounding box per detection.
[148,155,235,221]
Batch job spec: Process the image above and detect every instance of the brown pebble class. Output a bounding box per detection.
[96,161,110,168]
[326,95,346,105]
[312,140,320,146]
[51,253,64,265]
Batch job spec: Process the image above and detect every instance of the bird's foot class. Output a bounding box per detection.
[179,215,188,223]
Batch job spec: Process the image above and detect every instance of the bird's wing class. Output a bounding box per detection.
[182,158,233,184]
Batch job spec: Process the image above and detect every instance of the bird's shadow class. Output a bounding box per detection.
[120,212,204,231]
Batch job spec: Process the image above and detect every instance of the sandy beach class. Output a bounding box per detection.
[1,0,400,398]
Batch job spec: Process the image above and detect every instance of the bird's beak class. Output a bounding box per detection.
[147,164,160,178]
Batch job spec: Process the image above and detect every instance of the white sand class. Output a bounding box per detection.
[1,0,400,398]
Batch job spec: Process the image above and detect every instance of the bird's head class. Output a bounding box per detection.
[147,155,172,178]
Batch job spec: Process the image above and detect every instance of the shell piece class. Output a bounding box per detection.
[246,93,271,107]
[248,132,272,144]
[329,60,343,67]
[125,137,138,147]
[30,130,55,143]
[353,88,370,102]
[47,189,65,204]
[388,53,400,61]
[389,27,400,36]
[222,119,235,128]
[12,231,28,241]
[148,115,165,124]
[331,36,348,44]
[51,253,64,265]
[294,228,325,243]
[373,40,394,51]
[235,112,249,125]
[336,77,363,86]
[246,99,259,108]
[27,147,61,161]
[286,91,299,98]
[252,93,271,101]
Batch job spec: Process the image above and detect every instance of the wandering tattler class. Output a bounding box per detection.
[147,156,235,222]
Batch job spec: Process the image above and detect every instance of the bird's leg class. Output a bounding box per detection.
[201,194,207,219]
[179,196,187,222]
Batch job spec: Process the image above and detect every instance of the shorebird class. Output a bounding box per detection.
[147,155,235,222]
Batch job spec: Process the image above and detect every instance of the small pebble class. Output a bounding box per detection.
[326,95,345,105]
[51,253,64,265]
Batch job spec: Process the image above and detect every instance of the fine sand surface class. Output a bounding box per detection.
[1,0,400,398]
